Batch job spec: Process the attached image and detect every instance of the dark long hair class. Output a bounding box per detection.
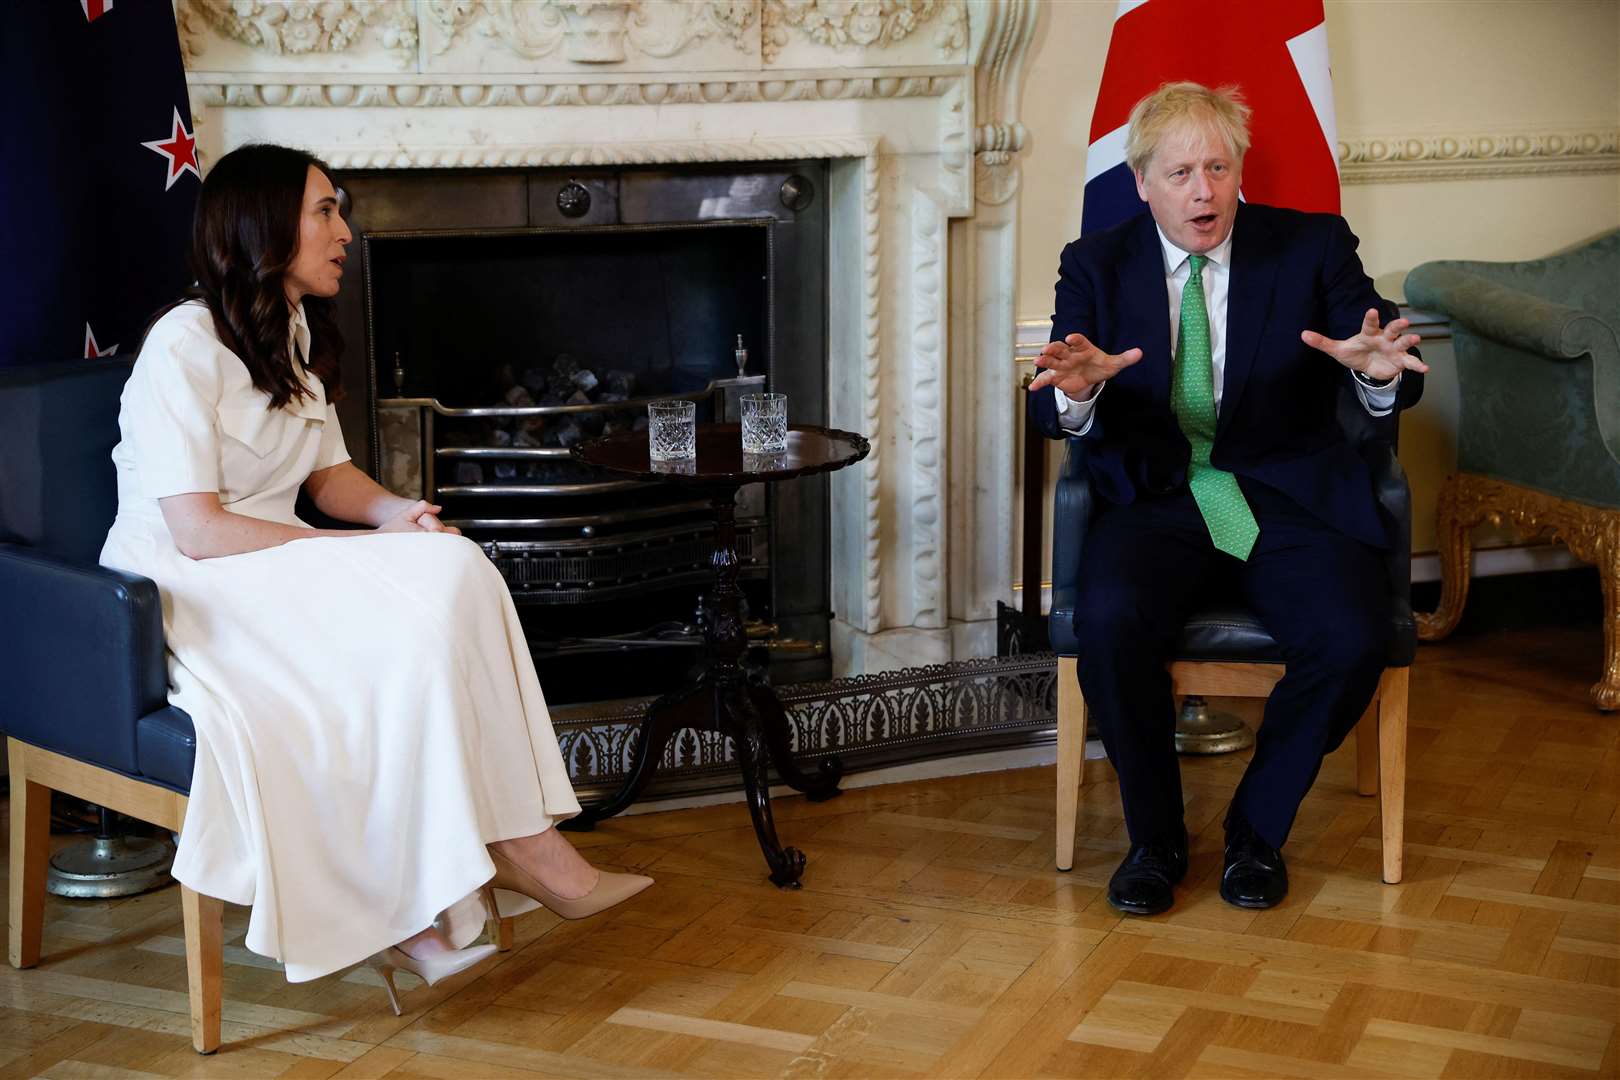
[154,143,345,408]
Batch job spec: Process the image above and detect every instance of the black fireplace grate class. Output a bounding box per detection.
[484,526,761,602]
[344,163,831,701]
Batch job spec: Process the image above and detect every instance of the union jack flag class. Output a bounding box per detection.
[0,1,198,367]
[1081,0,1340,237]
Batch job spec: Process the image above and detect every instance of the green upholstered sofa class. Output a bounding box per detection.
[1404,229,1620,710]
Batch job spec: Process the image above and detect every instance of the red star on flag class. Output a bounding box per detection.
[84,324,119,359]
[140,107,201,191]
[81,0,113,22]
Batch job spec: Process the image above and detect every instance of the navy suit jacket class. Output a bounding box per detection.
[1030,202,1423,550]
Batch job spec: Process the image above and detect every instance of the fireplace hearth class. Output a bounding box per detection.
[333,163,831,702]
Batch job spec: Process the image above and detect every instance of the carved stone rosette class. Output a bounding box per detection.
[762,0,967,64]
[1418,472,1620,711]
[423,0,755,64]
[177,0,419,67]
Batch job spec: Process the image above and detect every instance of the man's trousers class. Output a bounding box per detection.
[1071,478,1391,849]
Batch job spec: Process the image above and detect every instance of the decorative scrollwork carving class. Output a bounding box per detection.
[631,0,756,58]
[176,0,419,67]
[315,136,876,171]
[553,652,1059,792]
[424,0,565,59]
[425,0,755,64]
[1419,472,1619,710]
[973,152,1019,205]
[1338,128,1619,184]
[188,73,959,108]
[910,187,944,627]
[762,0,967,64]
[969,0,1034,163]
[858,153,883,629]
[973,121,1026,155]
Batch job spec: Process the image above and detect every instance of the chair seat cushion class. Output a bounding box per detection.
[136,706,195,795]
[1048,602,1417,667]
[1175,604,1285,661]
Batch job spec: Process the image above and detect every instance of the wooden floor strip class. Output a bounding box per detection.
[604,1007,816,1053]
[1363,1017,1605,1071]
[775,980,981,1022]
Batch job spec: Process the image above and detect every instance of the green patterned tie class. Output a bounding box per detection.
[1171,254,1259,560]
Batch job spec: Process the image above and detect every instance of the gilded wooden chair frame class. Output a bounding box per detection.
[1417,473,1619,711]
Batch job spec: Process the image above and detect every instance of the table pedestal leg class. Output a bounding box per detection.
[564,489,840,886]
[717,686,807,887]
[561,681,697,831]
[745,677,842,801]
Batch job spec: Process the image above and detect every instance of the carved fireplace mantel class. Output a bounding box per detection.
[178,0,1038,675]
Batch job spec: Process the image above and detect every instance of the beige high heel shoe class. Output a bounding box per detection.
[488,848,652,919]
[437,886,542,951]
[371,941,497,1016]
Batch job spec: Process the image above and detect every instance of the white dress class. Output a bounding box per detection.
[100,301,580,982]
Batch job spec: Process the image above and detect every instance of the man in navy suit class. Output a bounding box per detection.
[1029,82,1426,916]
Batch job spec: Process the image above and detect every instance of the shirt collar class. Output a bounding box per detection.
[1154,220,1235,276]
[288,302,311,369]
[285,302,326,415]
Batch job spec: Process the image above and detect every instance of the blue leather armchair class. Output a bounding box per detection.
[1,358,525,1049]
[1,360,526,1049]
[0,358,222,1051]
[1047,386,1416,883]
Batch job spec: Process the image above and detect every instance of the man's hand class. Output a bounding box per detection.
[1301,309,1430,382]
[377,500,462,536]
[1029,333,1143,398]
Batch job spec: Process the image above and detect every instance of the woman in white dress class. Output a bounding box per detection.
[99,143,651,1011]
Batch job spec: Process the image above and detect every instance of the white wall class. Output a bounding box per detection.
[1012,0,1620,558]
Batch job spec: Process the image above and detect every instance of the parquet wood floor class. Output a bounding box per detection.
[2,626,1616,1079]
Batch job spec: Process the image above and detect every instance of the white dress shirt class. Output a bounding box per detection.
[1053,222,1400,434]
[107,300,348,510]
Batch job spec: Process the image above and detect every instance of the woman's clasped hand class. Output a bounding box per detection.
[376,499,461,535]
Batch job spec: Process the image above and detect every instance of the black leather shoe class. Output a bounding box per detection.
[1221,810,1288,909]
[1106,831,1188,916]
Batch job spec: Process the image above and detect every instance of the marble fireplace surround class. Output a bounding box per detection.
[179,0,1038,677]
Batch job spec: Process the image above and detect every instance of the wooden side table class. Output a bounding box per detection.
[568,423,870,886]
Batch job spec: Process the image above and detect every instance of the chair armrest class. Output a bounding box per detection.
[1361,443,1418,666]
[1406,261,1620,475]
[1404,263,1599,361]
[0,543,165,776]
[1361,444,1412,604]
[1048,440,1092,628]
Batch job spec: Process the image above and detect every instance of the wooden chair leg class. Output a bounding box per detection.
[1594,534,1618,711]
[1377,666,1409,885]
[7,740,50,970]
[1354,699,1379,797]
[1055,656,1085,871]
[182,886,224,1054]
[495,914,516,952]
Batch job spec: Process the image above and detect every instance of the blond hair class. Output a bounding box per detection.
[1124,82,1252,175]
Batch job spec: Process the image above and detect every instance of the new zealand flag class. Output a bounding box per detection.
[0,0,199,368]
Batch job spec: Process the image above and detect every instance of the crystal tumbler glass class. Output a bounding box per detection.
[647,399,696,461]
[740,392,788,453]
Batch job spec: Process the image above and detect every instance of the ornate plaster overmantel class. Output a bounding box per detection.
[180,0,1038,675]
